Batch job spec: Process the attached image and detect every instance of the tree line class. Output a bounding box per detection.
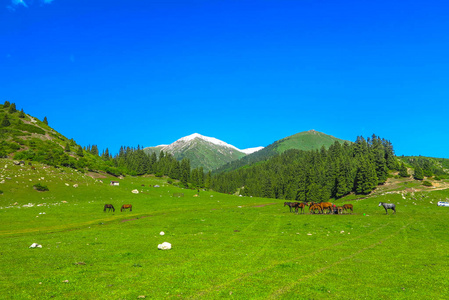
[210,135,398,201]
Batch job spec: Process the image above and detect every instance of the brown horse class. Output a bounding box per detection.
[343,204,353,214]
[336,206,344,214]
[121,204,132,212]
[297,202,307,214]
[104,204,115,212]
[319,202,333,214]
[309,204,322,214]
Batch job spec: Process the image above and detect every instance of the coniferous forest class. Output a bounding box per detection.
[210,135,398,201]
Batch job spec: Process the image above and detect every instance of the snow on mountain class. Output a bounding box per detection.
[178,133,240,151]
[158,133,263,154]
[240,147,264,155]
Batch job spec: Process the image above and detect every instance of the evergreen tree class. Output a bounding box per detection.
[8,103,17,114]
[355,158,378,194]
[102,148,111,161]
[399,163,409,177]
[1,115,10,127]
[76,145,84,157]
[43,116,48,125]
[3,101,10,108]
[18,109,25,118]
[180,159,190,186]
[413,166,424,180]
[90,145,99,156]
[64,141,71,152]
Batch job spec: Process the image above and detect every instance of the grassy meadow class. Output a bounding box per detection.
[1,159,449,299]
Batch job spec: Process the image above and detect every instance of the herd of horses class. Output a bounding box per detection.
[284,201,397,215]
[103,204,132,212]
[284,201,353,215]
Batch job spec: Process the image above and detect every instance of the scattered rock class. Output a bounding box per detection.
[158,242,172,250]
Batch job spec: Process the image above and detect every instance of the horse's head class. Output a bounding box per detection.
[378,202,383,206]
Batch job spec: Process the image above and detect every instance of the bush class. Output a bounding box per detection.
[0,190,3,195]
[33,183,49,191]
[422,181,433,187]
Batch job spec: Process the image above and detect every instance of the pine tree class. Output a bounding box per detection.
[43,116,48,125]
[64,141,71,152]
[1,115,10,127]
[90,145,99,156]
[18,109,25,118]
[413,166,424,180]
[399,163,409,177]
[3,101,10,108]
[8,103,17,114]
[76,145,84,157]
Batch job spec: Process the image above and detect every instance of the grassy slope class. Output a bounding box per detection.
[273,130,348,153]
[214,130,348,174]
[1,159,449,299]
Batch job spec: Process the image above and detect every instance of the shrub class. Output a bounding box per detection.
[422,181,433,187]
[33,183,49,191]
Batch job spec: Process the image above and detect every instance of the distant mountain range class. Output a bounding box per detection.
[144,130,348,172]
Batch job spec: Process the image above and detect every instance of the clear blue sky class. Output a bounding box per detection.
[1,0,448,157]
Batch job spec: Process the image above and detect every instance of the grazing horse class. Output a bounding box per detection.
[379,202,396,214]
[343,204,353,214]
[319,202,333,214]
[104,204,115,212]
[309,204,322,214]
[121,204,132,212]
[336,206,344,214]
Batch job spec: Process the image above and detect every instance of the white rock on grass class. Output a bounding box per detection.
[158,242,172,250]
[29,243,42,248]
[160,231,165,236]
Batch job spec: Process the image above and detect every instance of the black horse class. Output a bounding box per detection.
[379,202,396,214]
[104,204,115,212]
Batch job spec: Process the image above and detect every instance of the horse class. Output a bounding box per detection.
[121,204,132,212]
[319,202,333,214]
[336,206,344,214]
[343,204,353,214]
[309,204,322,214]
[379,202,396,214]
[104,204,115,212]
[284,202,296,213]
[297,202,307,214]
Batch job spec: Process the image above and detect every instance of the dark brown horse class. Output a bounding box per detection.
[343,204,353,214]
[297,202,307,214]
[121,204,132,212]
[284,202,295,213]
[104,204,115,212]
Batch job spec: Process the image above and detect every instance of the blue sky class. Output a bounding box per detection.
[1,0,448,157]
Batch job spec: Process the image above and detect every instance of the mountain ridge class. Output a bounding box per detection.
[144,133,264,171]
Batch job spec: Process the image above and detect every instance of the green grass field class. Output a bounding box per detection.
[1,159,449,299]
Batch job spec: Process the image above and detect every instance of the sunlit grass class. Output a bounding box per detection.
[1,159,449,299]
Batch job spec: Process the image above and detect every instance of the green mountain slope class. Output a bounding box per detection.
[214,130,349,174]
[144,134,247,171]
[0,101,119,174]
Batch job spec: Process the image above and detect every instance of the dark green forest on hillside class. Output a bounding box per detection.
[211,135,399,200]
